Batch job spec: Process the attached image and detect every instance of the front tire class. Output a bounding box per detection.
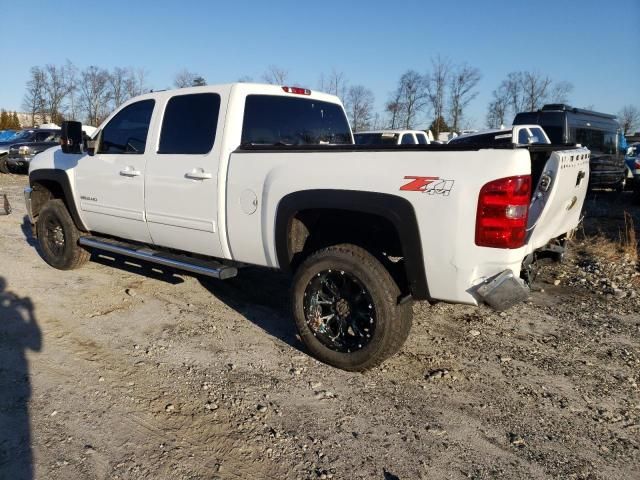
[0,156,9,174]
[291,244,412,371]
[36,199,90,270]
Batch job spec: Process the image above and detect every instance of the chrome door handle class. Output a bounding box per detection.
[120,167,141,177]
[185,170,213,180]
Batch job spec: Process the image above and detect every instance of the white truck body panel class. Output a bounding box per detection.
[28,83,589,309]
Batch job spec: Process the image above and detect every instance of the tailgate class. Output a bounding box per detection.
[526,147,590,251]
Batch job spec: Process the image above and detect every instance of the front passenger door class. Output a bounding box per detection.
[74,99,155,243]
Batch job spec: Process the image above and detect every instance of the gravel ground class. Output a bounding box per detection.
[0,172,638,480]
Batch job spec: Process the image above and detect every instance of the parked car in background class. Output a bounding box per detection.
[625,142,640,191]
[5,130,61,173]
[447,125,551,146]
[513,104,627,191]
[354,129,430,145]
[0,129,17,141]
[0,128,61,173]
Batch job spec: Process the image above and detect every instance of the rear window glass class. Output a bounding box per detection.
[354,133,399,145]
[518,129,529,144]
[159,93,220,154]
[241,95,352,146]
[401,134,416,145]
[416,133,428,144]
[529,127,549,144]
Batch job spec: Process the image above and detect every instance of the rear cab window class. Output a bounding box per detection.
[416,133,428,145]
[241,95,352,146]
[401,134,417,145]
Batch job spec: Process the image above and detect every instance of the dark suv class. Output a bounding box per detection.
[513,104,626,191]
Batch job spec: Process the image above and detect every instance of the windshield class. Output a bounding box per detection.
[241,95,352,146]
[5,131,32,142]
[354,133,400,145]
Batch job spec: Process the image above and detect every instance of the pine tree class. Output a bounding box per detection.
[11,111,21,129]
[0,109,8,129]
[429,115,451,138]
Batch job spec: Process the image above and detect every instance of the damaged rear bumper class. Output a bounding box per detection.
[476,270,530,311]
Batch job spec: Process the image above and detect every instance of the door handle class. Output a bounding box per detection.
[185,169,213,180]
[120,167,141,177]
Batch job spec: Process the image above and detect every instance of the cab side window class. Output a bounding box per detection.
[416,133,428,145]
[401,134,416,145]
[159,93,220,154]
[99,100,155,154]
[518,129,530,144]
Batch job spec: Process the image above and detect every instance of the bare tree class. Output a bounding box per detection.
[79,66,111,126]
[43,63,75,124]
[261,65,288,85]
[425,56,451,137]
[318,69,348,100]
[345,85,374,131]
[385,85,404,129]
[618,105,640,135]
[125,68,148,98]
[448,63,481,132]
[22,67,47,126]
[521,71,552,111]
[174,69,199,88]
[486,88,510,128]
[109,67,129,110]
[549,81,573,104]
[399,70,429,129]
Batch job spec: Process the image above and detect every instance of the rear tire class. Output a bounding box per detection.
[36,199,90,270]
[291,243,412,371]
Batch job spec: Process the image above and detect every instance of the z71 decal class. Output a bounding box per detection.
[400,176,455,196]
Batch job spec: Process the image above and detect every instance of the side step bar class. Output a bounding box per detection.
[79,236,238,280]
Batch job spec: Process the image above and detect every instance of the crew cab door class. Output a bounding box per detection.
[144,92,225,257]
[74,99,156,243]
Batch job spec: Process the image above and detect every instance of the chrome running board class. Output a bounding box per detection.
[79,236,238,280]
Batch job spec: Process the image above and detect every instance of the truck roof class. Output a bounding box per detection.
[131,83,343,106]
[356,129,427,135]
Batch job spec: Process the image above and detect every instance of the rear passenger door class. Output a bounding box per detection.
[144,92,225,258]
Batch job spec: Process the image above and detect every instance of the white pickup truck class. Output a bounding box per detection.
[24,83,589,371]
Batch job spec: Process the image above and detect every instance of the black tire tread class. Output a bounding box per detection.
[36,199,90,270]
[292,243,412,371]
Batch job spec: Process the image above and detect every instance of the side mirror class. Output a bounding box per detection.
[60,121,83,154]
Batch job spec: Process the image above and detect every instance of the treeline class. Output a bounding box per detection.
[22,62,148,127]
[256,61,574,136]
[19,60,584,133]
[0,110,21,129]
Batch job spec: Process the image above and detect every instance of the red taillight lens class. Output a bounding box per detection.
[476,175,531,249]
[282,86,311,95]
[635,159,640,169]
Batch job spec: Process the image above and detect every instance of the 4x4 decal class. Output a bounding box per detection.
[400,176,455,196]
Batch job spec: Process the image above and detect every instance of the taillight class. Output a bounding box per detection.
[476,175,531,249]
[282,86,311,95]
[635,159,640,169]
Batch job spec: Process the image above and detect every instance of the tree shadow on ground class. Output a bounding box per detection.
[0,276,41,480]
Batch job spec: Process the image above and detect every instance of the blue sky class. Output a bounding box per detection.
[1,0,638,128]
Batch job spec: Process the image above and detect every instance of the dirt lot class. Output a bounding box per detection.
[0,172,639,480]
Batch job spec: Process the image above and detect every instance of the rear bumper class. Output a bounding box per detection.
[475,270,530,311]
